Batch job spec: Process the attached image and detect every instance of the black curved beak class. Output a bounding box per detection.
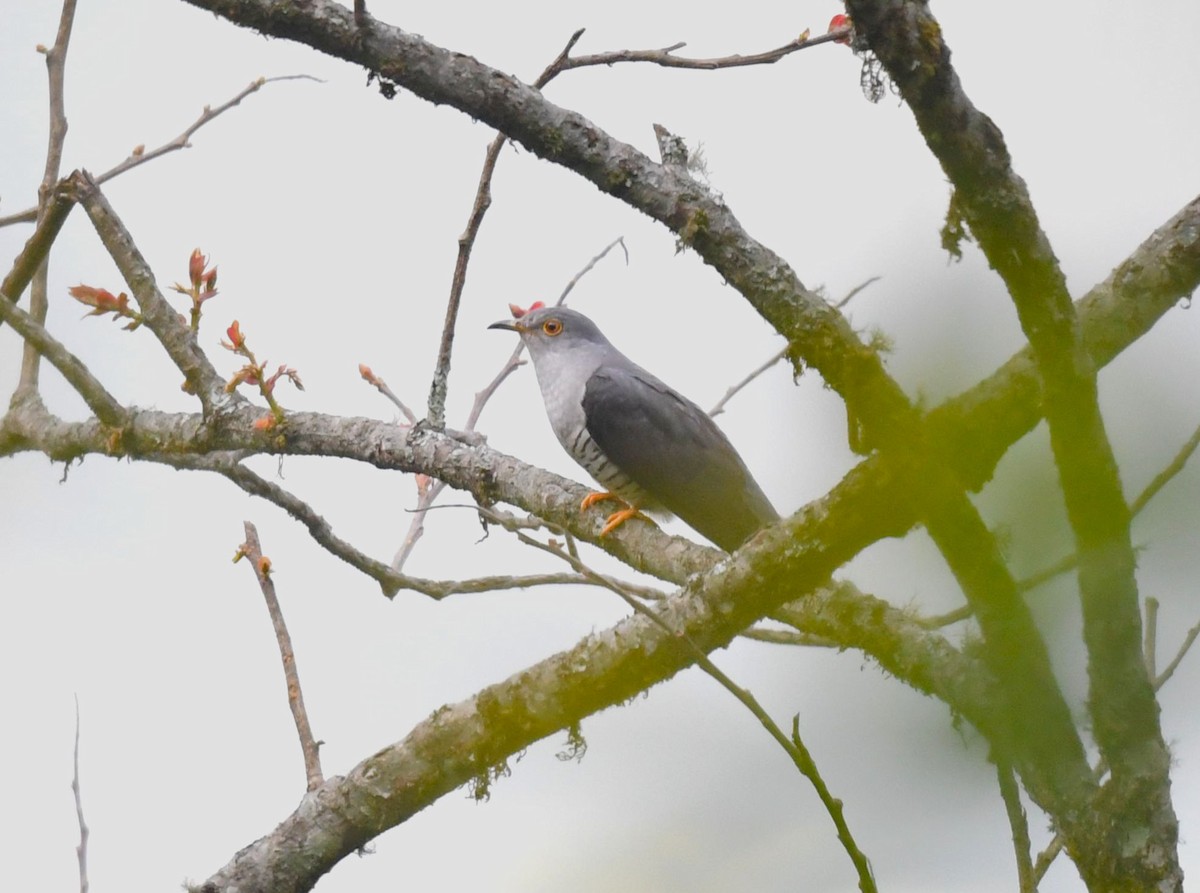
[487,319,524,332]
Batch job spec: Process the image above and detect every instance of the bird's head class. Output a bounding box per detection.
[488,304,612,362]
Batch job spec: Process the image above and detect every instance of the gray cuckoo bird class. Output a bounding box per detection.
[489,305,779,551]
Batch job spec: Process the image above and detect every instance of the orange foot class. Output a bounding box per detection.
[580,491,655,537]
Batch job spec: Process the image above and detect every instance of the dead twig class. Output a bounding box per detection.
[236,522,324,792]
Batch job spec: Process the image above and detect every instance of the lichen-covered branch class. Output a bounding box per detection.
[843,1,1180,886]
[195,455,912,893]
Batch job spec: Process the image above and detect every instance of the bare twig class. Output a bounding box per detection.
[1130,419,1200,516]
[709,346,786,417]
[156,452,657,600]
[0,76,320,229]
[424,130,508,429]
[1154,617,1200,691]
[996,759,1037,893]
[236,522,324,791]
[709,276,878,417]
[359,365,417,424]
[835,276,882,310]
[424,29,590,429]
[72,695,89,893]
[19,0,77,392]
[559,27,851,73]
[553,236,629,305]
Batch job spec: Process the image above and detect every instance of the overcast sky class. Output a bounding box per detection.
[3,2,1199,891]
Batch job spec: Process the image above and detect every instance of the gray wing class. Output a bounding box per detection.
[582,364,778,551]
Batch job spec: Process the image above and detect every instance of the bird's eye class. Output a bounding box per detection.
[542,319,563,336]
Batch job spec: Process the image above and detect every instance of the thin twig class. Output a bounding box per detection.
[1130,419,1200,516]
[996,759,1037,893]
[554,236,629,304]
[424,131,507,429]
[559,27,851,73]
[393,236,627,572]
[155,452,657,600]
[423,29,589,429]
[359,365,417,424]
[237,522,324,792]
[19,0,77,391]
[835,276,882,310]
[709,346,786,417]
[709,276,878,417]
[491,509,876,893]
[0,76,320,229]
[72,695,89,893]
[1154,617,1200,691]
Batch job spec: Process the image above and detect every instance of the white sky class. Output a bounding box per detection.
[2,2,1199,891]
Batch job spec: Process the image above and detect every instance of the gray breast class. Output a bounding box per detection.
[532,348,650,506]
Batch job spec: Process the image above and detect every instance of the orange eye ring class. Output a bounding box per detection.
[542,318,563,336]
